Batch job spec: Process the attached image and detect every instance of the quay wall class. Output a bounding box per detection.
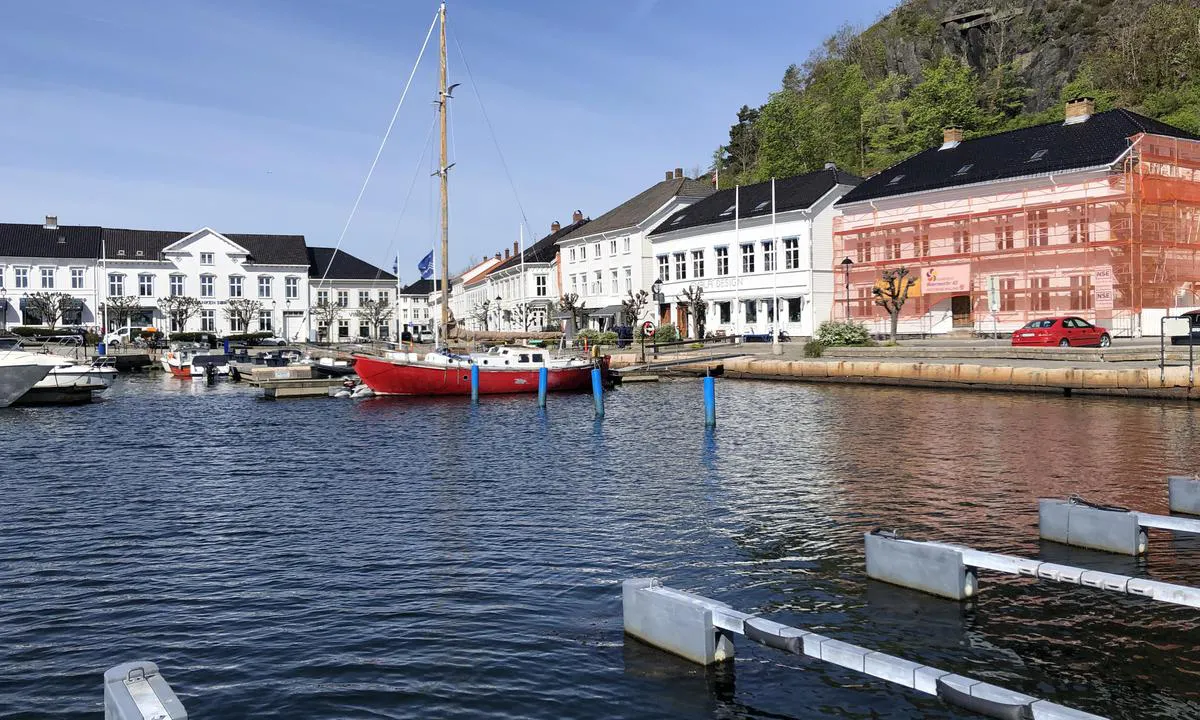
[607,353,1199,400]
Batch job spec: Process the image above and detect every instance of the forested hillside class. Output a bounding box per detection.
[715,0,1200,187]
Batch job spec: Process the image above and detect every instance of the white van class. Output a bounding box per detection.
[102,325,156,347]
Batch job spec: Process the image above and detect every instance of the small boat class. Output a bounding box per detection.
[308,356,357,378]
[16,355,120,405]
[355,345,596,396]
[0,350,57,407]
[162,344,231,378]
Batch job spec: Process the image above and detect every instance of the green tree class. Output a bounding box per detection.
[901,57,987,151]
[861,73,912,171]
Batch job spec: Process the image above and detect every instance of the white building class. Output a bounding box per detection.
[647,167,860,339]
[556,170,714,330]
[397,278,439,336]
[447,254,504,331]
[489,213,587,331]
[307,246,398,341]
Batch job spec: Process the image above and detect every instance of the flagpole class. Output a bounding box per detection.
[771,177,782,355]
[519,223,526,331]
[733,184,740,336]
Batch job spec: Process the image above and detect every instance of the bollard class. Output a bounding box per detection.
[591,367,604,418]
[98,341,107,356]
[104,661,187,720]
[703,375,716,427]
[470,364,480,403]
[537,366,548,407]
[1039,498,1147,555]
[222,338,230,354]
[1169,475,1200,515]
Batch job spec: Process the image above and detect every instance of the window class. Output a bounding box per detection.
[593,242,601,259]
[889,237,902,260]
[229,276,243,298]
[623,266,632,292]
[338,319,349,338]
[609,239,617,256]
[317,289,329,304]
[916,228,930,258]
[286,277,299,299]
[1000,278,1017,312]
[359,290,370,306]
[784,238,800,269]
[788,297,804,322]
[996,215,1015,250]
[952,221,970,254]
[764,298,776,323]
[954,164,974,176]
[1068,206,1089,244]
[168,274,184,297]
[108,273,123,296]
[200,310,215,332]
[592,270,602,295]
[853,287,873,317]
[259,310,274,332]
[741,243,755,273]
[669,214,686,227]
[71,268,84,289]
[744,299,757,323]
[716,301,731,324]
[229,314,246,332]
[762,241,775,272]
[0,265,4,289]
[1070,275,1093,310]
[856,237,872,263]
[622,237,631,253]
[1026,209,1049,246]
[138,273,154,297]
[200,274,215,298]
[610,269,619,295]
[569,247,576,263]
[536,275,547,297]
[887,174,905,186]
[692,250,704,278]
[40,267,54,289]
[14,267,29,289]
[1027,149,1048,162]
[719,204,736,217]
[378,290,390,305]
[200,252,214,265]
[657,255,670,282]
[337,290,348,307]
[256,276,272,298]
[1031,277,1051,311]
[674,252,687,280]
[359,321,370,338]
[715,247,729,276]
[753,200,770,212]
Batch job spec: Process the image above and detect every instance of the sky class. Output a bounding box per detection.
[0,0,895,283]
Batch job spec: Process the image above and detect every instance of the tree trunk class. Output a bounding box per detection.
[890,308,900,342]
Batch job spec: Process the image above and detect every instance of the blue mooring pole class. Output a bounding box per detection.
[704,375,716,427]
[470,364,480,404]
[591,367,604,418]
[538,366,548,407]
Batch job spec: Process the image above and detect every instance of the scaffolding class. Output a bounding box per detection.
[832,133,1200,337]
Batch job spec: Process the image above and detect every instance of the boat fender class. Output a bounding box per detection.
[743,618,801,655]
[352,385,374,398]
[936,678,1033,720]
[334,390,352,399]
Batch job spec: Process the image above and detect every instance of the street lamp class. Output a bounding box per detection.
[271,300,277,335]
[840,257,854,320]
[495,294,503,330]
[0,288,7,331]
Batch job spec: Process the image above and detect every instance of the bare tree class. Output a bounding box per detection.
[312,298,341,342]
[678,285,707,340]
[620,289,649,331]
[223,298,262,334]
[156,296,201,334]
[872,267,918,343]
[512,302,536,332]
[24,291,73,328]
[471,299,491,331]
[557,293,587,333]
[354,299,395,339]
[107,295,147,330]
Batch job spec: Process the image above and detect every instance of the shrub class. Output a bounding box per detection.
[577,329,600,341]
[651,323,678,344]
[815,320,870,347]
[597,331,618,345]
[223,332,274,343]
[11,326,83,337]
[169,332,218,347]
[803,340,826,357]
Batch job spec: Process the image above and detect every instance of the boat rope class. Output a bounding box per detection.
[451,30,536,246]
[1067,494,1131,513]
[372,110,439,286]
[315,8,440,292]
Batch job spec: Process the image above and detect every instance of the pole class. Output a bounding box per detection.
[538,366,547,407]
[591,367,604,418]
[733,185,740,337]
[470,363,479,403]
[438,2,450,350]
[703,375,716,427]
[771,177,781,355]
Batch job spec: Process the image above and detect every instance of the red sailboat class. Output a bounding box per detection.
[353,4,597,397]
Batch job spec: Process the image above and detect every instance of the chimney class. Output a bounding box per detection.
[494,252,501,260]
[513,240,519,257]
[572,209,583,223]
[824,161,838,171]
[1064,96,1095,125]
[504,247,511,260]
[665,171,673,181]
[939,126,963,150]
[551,221,561,233]
[674,167,683,179]
[44,215,58,230]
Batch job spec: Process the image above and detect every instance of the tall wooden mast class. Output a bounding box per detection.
[438,1,450,346]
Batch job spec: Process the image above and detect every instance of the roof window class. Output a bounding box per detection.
[753,200,770,212]
[887,174,905,186]
[718,204,735,217]
[135,250,144,257]
[954,164,974,176]
[670,214,686,226]
[1027,149,1048,162]
[117,250,126,256]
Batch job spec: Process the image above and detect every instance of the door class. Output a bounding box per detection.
[951,295,971,328]
[676,303,689,338]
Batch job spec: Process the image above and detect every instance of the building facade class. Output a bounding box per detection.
[488,214,587,332]
[833,100,1200,337]
[307,246,398,342]
[397,278,439,337]
[556,170,714,330]
[649,167,860,338]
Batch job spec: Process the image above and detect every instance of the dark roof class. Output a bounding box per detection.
[493,218,590,272]
[400,279,441,295]
[307,246,396,281]
[838,109,1200,205]
[650,168,861,235]
[559,176,714,242]
[102,227,309,265]
[0,223,102,259]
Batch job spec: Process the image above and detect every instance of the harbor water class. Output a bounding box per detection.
[1,375,1198,719]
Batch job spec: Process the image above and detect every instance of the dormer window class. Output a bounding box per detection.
[887,174,905,186]
[1027,149,1048,162]
[954,164,974,176]
[116,249,126,256]
[135,250,144,257]
[200,252,214,265]
[754,200,770,212]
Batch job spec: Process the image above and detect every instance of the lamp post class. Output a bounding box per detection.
[271,300,277,336]
[495,294,503,331]
[284,299,291,341]
[840,257,854,321]
[0,288,7,331]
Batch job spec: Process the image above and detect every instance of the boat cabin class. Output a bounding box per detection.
[475,345,548,368]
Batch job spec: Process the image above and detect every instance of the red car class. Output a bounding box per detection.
[1011,316,1111,347]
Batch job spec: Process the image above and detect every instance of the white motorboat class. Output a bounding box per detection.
[34,355,118,390]
[162,343,231,378]
[0,351,58,408]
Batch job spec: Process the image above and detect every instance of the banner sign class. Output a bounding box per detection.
[921,264,971,294]
[1094,265,1114,310]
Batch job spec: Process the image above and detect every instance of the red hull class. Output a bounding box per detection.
[354,355,594,396]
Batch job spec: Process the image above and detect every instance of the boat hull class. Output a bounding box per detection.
[0,362,53,408]
[355,355,593,396]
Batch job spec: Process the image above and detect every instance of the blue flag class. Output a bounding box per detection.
[418,251,434,280]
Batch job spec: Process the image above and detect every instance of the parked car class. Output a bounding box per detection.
[253,336,288,347]
[1011,317,1111,348]
[1169,309,1200,345]
[102,325,157,347]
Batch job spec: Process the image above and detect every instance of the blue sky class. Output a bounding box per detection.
[0,0,894,282]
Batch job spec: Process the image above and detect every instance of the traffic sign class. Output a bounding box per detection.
[641,320,656,337]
